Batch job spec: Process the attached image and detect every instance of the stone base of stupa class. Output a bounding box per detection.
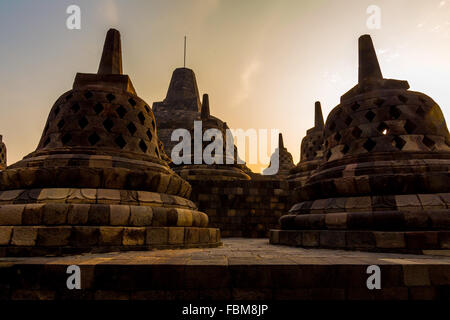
[270,192,450,253]
[0,188,221,257]
[270,229,449,254]
[174,164,251,181]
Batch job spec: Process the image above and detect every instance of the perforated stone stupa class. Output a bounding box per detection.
[263,133,294,177]
[153,68,250,181]
[288,102,325,187]
[0,29,220,257]
[270,35,450,253]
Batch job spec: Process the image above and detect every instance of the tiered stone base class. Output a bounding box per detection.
[1,226,220,257]
[275,192,450,253]
[174,164,251,181]
[0,188,221,256]
[270,230,450,254]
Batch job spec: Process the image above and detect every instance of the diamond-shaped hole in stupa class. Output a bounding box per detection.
[271,34,450,254]
[0,29,220,257]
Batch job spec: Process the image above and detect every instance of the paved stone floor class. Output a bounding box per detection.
[1,238,450,300]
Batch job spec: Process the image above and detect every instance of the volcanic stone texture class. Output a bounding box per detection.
[1,238,449,301]
[273,35,450,253]
[0,29,220,256]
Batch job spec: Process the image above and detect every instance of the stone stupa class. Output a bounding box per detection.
[288,101,325,187]
[0,29,220,257]
[153,68,250,181]
[270,35,450,253]
[263,133,295,177]
[0,135,6,170]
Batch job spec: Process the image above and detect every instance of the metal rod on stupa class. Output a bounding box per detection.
[201,94,210,120]
[97,28,123,75]
[314,101,324,129]
[278,133,284,149]
[184,36,187,68]
[358,34,383,83]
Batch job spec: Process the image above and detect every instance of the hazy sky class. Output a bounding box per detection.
[1,0,450,172]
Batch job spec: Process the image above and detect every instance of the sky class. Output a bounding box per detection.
[1,0,450,173]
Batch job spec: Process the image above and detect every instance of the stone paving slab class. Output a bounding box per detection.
[0,238,449,300]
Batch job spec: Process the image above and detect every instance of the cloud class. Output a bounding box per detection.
[233,59,261,106]
[376,48,400,62]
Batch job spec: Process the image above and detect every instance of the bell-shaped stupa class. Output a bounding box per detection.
[153,68,251,180]
[0,29,220,256]
[263,133,295,177]
[271,35,450,253]
[288,102,325,187]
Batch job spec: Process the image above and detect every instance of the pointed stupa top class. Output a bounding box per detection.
[73,28,135,94]
[342,35,409,100]
[98,28,123,75]
[201,94,210,120]
[358,34,382,82]
[314,101,324,129]
[278,133,284,149]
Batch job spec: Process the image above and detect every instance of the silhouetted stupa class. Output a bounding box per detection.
[288,101,325,187]
[263,133,294,176]
[0,135,6,171]
[271,35,450,253]
[0,29,220,256]
[153,68,250,180]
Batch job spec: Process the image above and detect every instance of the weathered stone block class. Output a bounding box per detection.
[130,206,153,226]
[0,226,13,245]
[177,209,192,227]
[110,205,130,225]
[37,227,71,246]
[418,194,446,210]
[11,226,39,246]
[0,205,23,225]
[22,204,45,225]
[198,228,210,244]
[302,231,320,247]
[374,232,405,248]
[184,227,199,244]
[67,204,90,225]
[38,188,70,201]
[325,213,347,229]
[152,207,167,227]
[209,229,217,243]
[99,227,123,245]
[320,231,346,248]
[122,227,145,246]
[405,232,439,249]
[146,227,168,245]
[97,189,121,203]
[42,203,68,225]
[71,227,99,247]
[395,194,422,211]
[346,231,375,248]
[166,227,183,245]
[88,204,110,225]
[403,210,429,228]
[269,230,279,244]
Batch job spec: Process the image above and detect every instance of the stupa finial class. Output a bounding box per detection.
[278,133,284,149]
[201,94,210,120]
[358,34,382,83]
[98,28,123,75]
[314,101,324,129]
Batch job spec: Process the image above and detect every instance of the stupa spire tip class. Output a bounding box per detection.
[98,28,123,75]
